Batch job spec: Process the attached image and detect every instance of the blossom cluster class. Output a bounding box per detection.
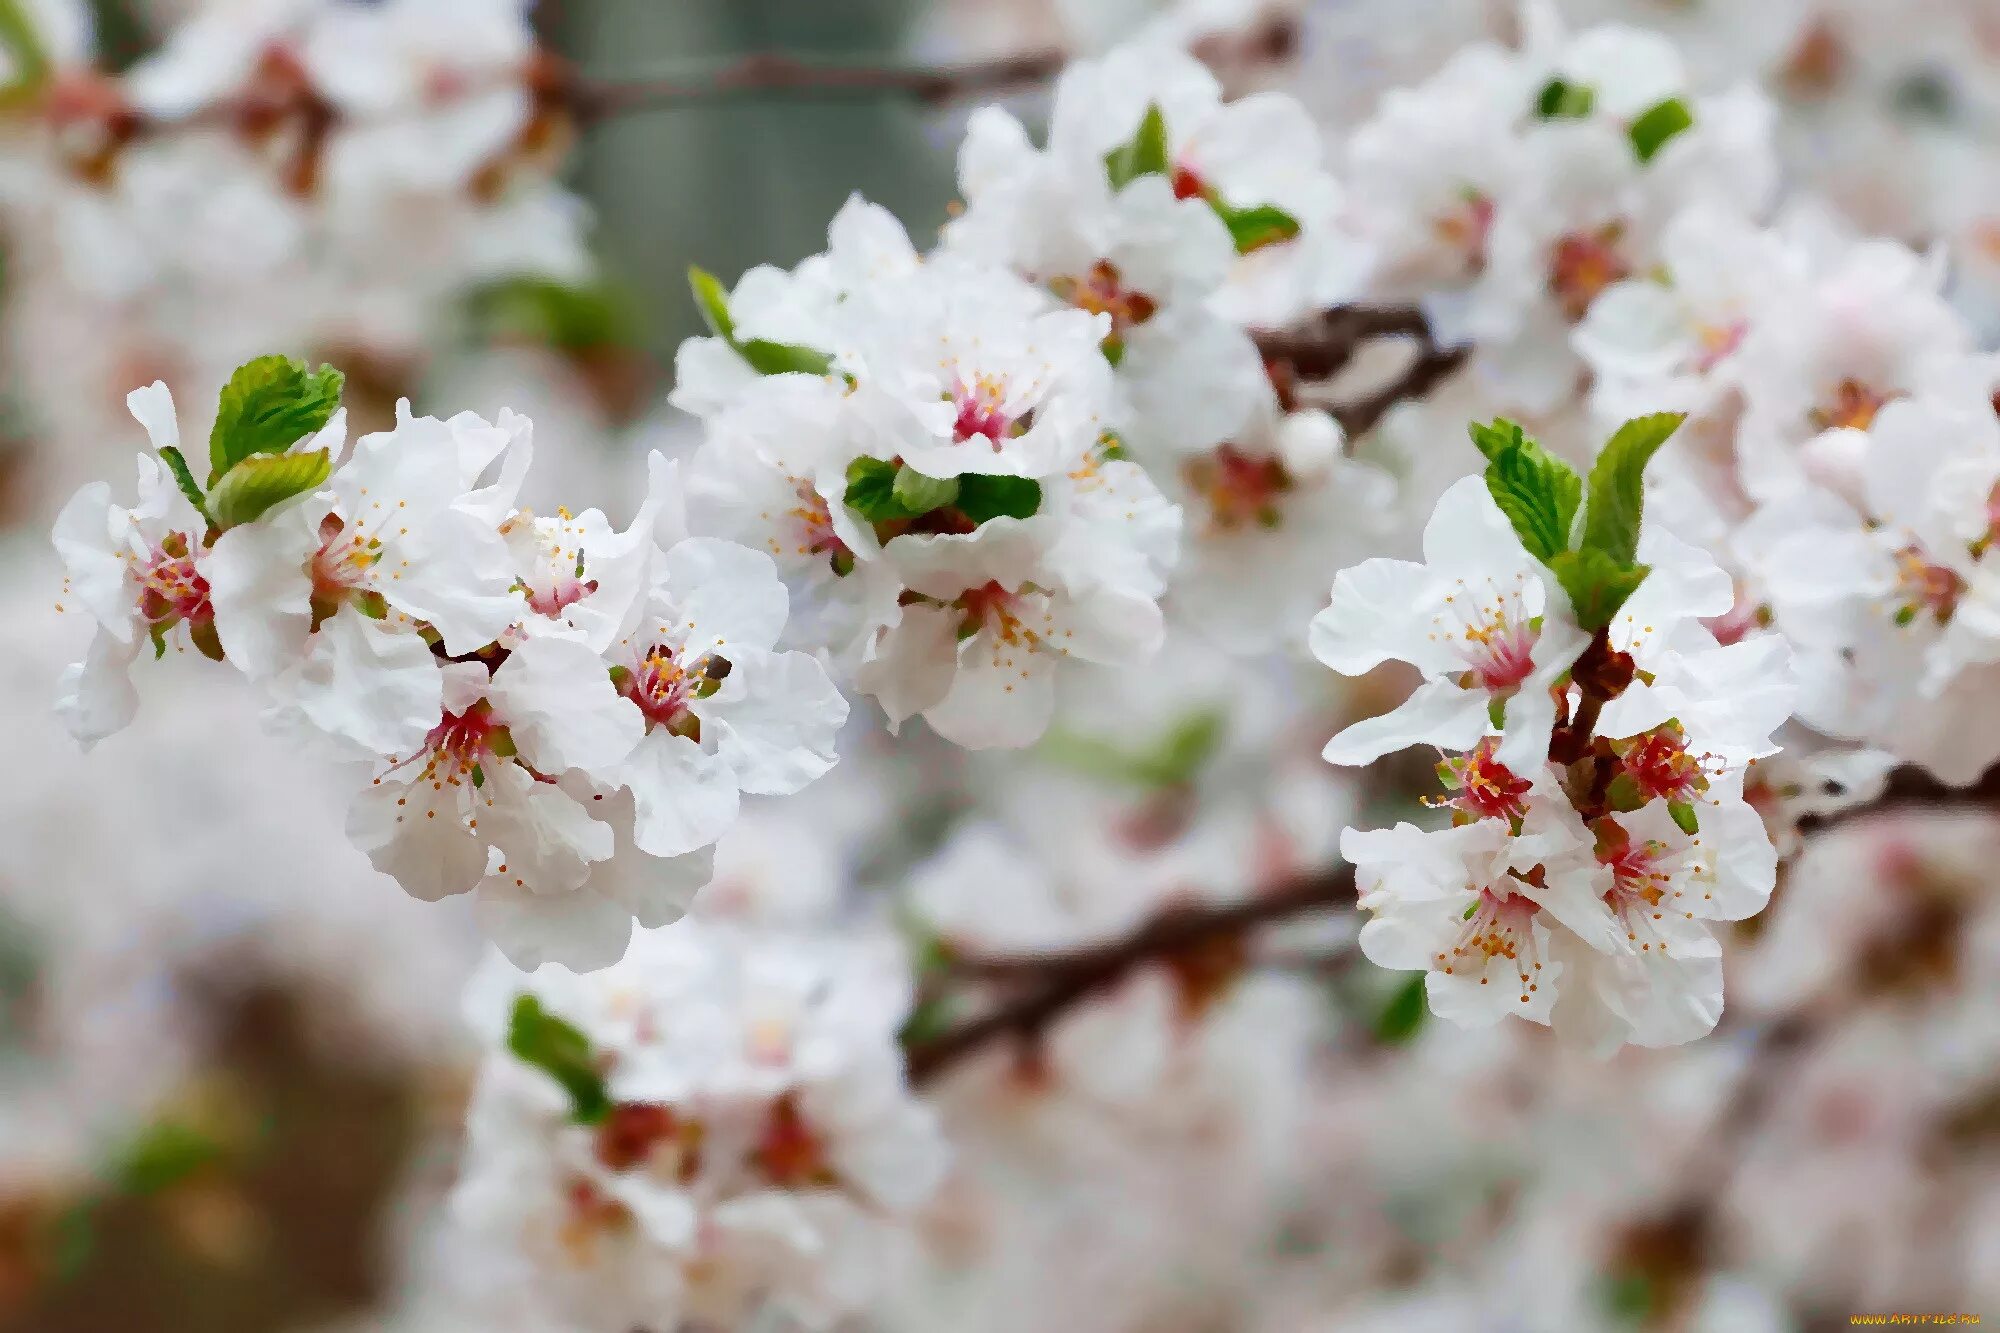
[1316,416,1795,1048]
[53,362,844,969]
[0,0,589,501]
[450,892,944,1332]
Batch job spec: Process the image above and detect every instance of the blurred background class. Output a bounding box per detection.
[6,1,2000,1330]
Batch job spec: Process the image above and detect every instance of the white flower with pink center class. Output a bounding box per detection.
[843,262,1113,481]
[347,635,642,916]
[200,402,525,757]
[857,510,1166,750]
[1312,475,1589,773]
[1341,795,1626,1032]
[607,538,847,860]
[53,385,224,746]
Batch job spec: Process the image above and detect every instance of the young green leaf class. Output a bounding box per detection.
[953,473,1042,524]
[891,467,960,516]
[207,355,344,483]
[1211,200,1302,254]
[1628,96,1694,163]
[506,994,610,1125]
[1103,102,1171,189]
[206,448,333,530]
[1580,412,1684,567]
[1536,77,1596,119]
[1550,547,1652,631]
[0,0,51,98]
[844,456,916,524]
[155,446,215,530]
[1482,431,1583,563]
[1373,973,1429,1044]
[1467,417,1526,464]
[687,265,835,377]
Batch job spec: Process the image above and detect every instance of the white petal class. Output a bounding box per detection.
[621,730,740,858]
[488,636,642,776]
[205,504,318,678]
[475,880,633,973]
[1323,679,1489,766]
[699,649,845,795]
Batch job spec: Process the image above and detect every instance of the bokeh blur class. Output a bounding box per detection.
[6,1,2000,1330]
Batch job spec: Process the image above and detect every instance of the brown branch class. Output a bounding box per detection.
[904,864,1356,1086]
[1330,342,1470,441]
[1796,759,2000,837]
[1254,303,1471,442]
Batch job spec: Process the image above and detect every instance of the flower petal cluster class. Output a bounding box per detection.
[673,197,1180,748]
[54,368,845,970]
[450,911,945,1332]
[1317,426,1795,1049]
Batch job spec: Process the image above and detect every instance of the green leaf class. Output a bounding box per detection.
[1374,974,1429,1044]
[0,0,51,99]
[116,1119,224,1195]
[1536,77,1596,119]
[1103,102,1171,189]
[687,265,834,377]
[1468,417,1525,464]
[468,277,638,351]
[1668,799,1700,836]
[892,468,959,515]
[844,456,916,523]
[1039,707,1226,790]
[1628,96,1694,162]
[688,264,737,341]
[954,473,1042,524]
[507,994,610,1125]
[1551,547,1652,631]
[1476,421,1583,563]
[1581,412,1684,567]
[206,448,332,530]
[1211,199,1301,254]
[155,446,214,530]
[207,355,343,483]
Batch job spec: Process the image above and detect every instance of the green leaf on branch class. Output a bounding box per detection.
[1374,974,1429,1044]
[1470,418,1582,562]
[844,457,919,523]
[507,994,609,1125]
[687,265,834,377]
[1628,96,1694,162]
[207,448,332,529]
[116,1119,225,1196]
[1536,77,1596,119]
[1041,707,1226,790]
[891,467,959,515]
[954,473,1042,523]
[1212,199,1301,254]
[207,355,344,483]
[155,446,214,530]
[468,277,638,351]
[1103,102,1171,189]
[0,0,51,100]
[1551,547,1651,631]
[1581,412,1684,567]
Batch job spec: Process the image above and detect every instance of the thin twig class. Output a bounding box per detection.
[904,865,1356,1086]
[1253,303,1471,441]
[1330,342,1470,441]
[1796,760,2000,836]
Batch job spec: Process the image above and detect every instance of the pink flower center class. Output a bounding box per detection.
[952,376,1015,449]
[1549,225,1631,321]
[1048,259,1159,343]
[785,480,852,570]
[1170,164,1207,201]
[1617,725,1711,805]
[1891,546,1965,626]
[1435,887,1546,1005]
[1692,319,1748,373]
[135,532,214,630]
[1182,444,1292,532]
[1433,192,1496,272]
[1434,576,1539,691]
[1436,739,1533,822]
[1808,378,1894,433]
[311,512,384,599]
